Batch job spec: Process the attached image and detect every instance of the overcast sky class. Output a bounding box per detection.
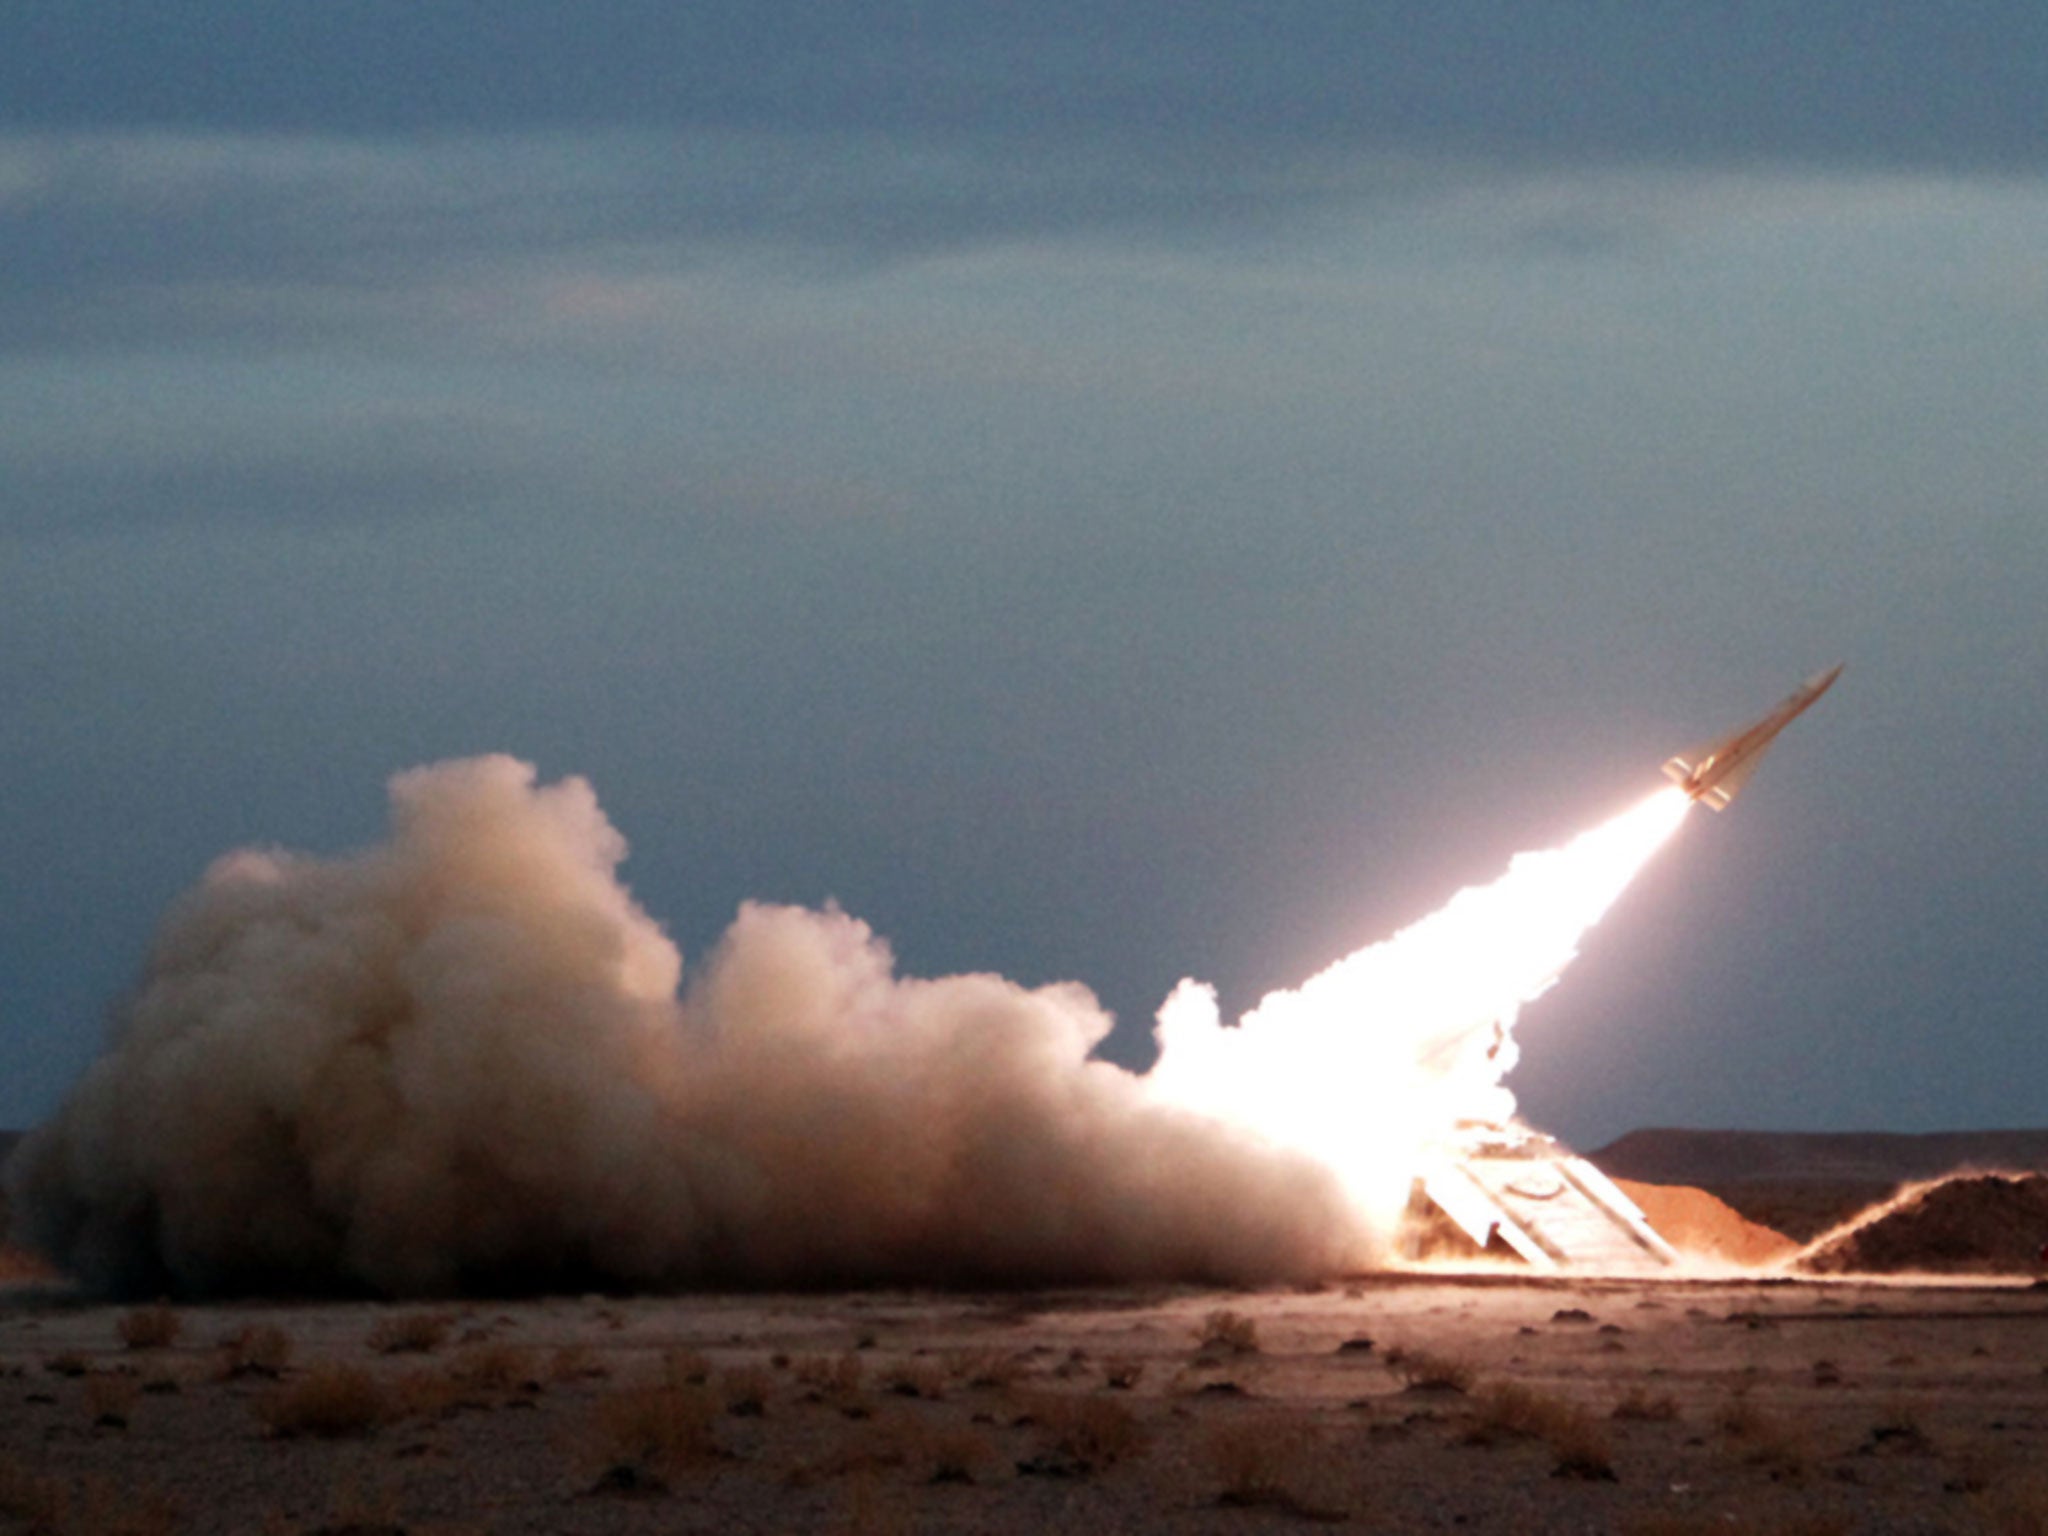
[4,3,2045,1144]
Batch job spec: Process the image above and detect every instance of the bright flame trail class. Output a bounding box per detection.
[1148,787,1692,1230]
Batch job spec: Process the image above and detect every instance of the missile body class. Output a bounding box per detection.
[1663,664,1843,810]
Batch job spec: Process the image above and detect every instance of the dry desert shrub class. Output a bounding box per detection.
[843,1414,998,1485]
[1387,1347,1474,1394]
[663,1346,712,1385]
[1202,1411,1345,1518]
[548,1343,605,1382]
[720,1364,773,1416]
[878,1358,949,1400]
[789,1409,926,1484]
[1975,1469,2048,1536]
[1862,1398,1935,1456]
[449,1341,538,1394]
[1623,1517,1850,1536]
[366,1310,454,1355]
[1466,1382,1614,1480]
[1611,1386,1681,1422]
[318,1471,404,1536]
[25,1474,177,1536]
[1195,1308,1260,1354]
[949,1348,1024,1390]
[1714,1392,1811,1477]
[795,1351,866,1397]
[84,1371,142,1427]
[0,1454,61,1528]
[258,1363,391,1438]
[581,1383,720,1485]
[835,1475,909,1536]
[43,1350,88,1378]
[217,1323,294,1379]
[387,1364,465,1420]
[1462,1381,1555,1442]
[1102,1355,1144,1390]
[116,1303,181,1351]
[921,1423,998,1484]
[1024,1391,1147,1472]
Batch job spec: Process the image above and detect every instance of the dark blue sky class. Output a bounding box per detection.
[4,3,2045,1141]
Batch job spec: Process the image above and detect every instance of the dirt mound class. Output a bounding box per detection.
[1613,1179,1795,1267]
[1797,1172,2048,1276]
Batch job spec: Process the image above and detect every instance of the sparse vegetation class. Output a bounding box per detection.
[1623,1516,1851,1536]
[386,1363,465,1420]
[116,1304,181,1351]
[1195,1308,1260,1354]
[794,1351,866,1402]
[84,1372,141,1428]
[549,1343,605,1382]
[9,1277,2047,1531]
[789,1412,920,1484]
[720,1363,773,1416]
[1465,1382,1615,1479]
[921,1424,997,1484]
[1611,1386,1681,1422]
[1863,1399,1935,1456]
[0,1460,176,1536]
[663,1346,712,1385]
[1973,1469,2048,1536]
[949,1348,1024,1389]
[365,1310,454,1355]
[1024,1391,1147,1471]
[216,1323,294,1379]
[258,1363,390,1438]
[0,1454,60,1529]
[449,1341,538,1395]
[1202,1411,1345,1519]
[878,1358,949,1400]
[1387,1347,1475,1393]
[582,1383,719,1485]
[1714,1392,1810,1476]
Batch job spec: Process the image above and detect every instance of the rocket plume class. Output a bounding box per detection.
[8,758,1688,1297]
[1149,788,1691,1229]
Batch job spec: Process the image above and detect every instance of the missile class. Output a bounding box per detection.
[1663,664,1843,810]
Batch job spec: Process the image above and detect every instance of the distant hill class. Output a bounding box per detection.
[1592,1128,2048,1244]
[1591,1128,2048,1186]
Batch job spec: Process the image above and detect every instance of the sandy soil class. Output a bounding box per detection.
[7,1269,2048,1536]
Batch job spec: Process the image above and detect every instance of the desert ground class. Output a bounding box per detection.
[7,1266,2048,1536]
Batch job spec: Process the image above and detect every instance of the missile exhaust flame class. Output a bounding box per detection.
[1149,787,1693,1231]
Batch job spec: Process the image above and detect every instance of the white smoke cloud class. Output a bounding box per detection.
[9,756,1371,1297]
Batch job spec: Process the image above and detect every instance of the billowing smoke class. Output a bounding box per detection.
[9,757,1367,1297]
[9,757,1685,1298]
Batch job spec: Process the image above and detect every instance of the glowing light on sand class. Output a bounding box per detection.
[1147,787,1692,1227]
